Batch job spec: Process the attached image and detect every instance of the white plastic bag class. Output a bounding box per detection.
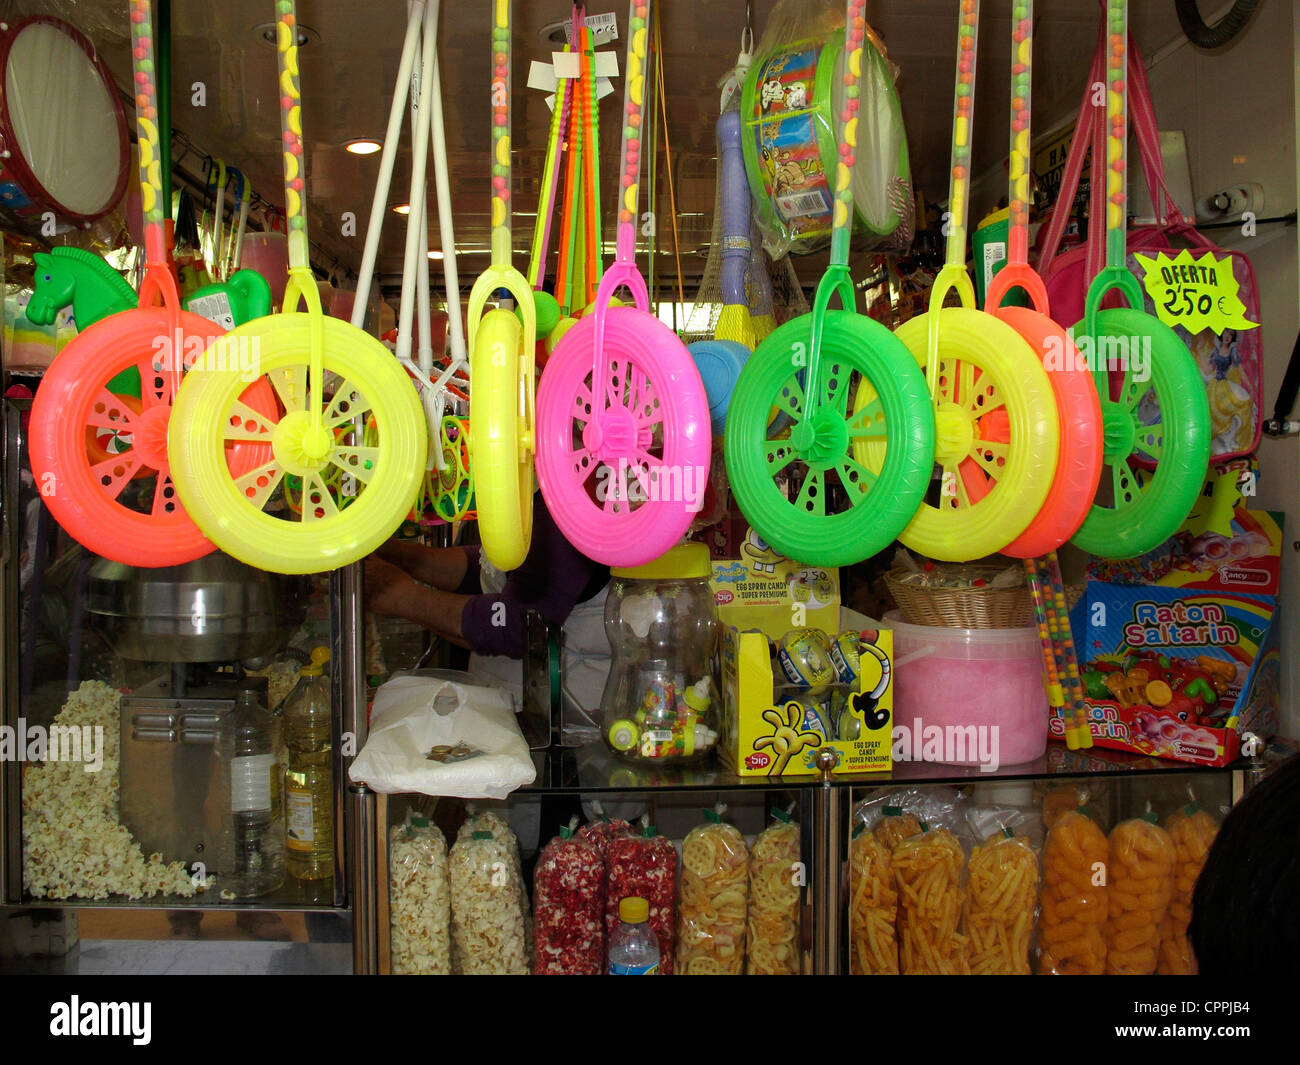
[348,675,536,799]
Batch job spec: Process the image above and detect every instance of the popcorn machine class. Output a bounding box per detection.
[0,396,385,972]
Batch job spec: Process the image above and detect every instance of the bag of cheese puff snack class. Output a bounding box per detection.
[892,824,971,975]
[1158,801,1219,975]
[1105,811,1176,975]
[849,821,899,975]
[1038,809,1109,975]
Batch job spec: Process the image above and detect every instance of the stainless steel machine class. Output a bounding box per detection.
[87,555,309,869]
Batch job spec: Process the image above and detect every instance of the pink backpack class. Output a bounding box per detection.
[1036,12,1263,464]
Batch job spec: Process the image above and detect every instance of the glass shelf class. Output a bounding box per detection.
[518,741,1253,794]
[15,880,345,913]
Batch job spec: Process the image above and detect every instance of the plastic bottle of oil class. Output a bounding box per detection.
[282,647,333,883]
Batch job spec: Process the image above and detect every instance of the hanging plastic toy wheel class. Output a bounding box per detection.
[168,315,427,574]
[28,308,277,568]
[725,311,935,567]
[430,415,474,522]
[537,306,713,567]
[856,304,1060,562]
[469,308,533,569]
[1070,305,1210,558]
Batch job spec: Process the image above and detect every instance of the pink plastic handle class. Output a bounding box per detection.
[593,0,651,386]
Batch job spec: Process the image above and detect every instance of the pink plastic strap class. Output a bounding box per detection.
[1036,19,1104,268]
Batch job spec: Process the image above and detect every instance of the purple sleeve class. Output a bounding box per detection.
[459,496,608,658]
[457,545,483,595]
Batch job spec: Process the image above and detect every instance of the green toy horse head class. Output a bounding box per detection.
[28,247,136,329]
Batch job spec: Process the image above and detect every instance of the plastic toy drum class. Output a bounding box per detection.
[0,17,128,221]
[740,27,909,254]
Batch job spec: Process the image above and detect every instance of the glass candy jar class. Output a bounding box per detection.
[600,544,721,765]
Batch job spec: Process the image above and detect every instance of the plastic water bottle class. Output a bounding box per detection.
[212,679,285,897]
[608,896,660,974]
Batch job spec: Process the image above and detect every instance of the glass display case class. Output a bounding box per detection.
[374,742,1258,976]
[0,395,381,973]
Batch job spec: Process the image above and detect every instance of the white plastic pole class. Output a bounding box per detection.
[348,0,424,331]
[428,44,465,366]
[396,2,436,366]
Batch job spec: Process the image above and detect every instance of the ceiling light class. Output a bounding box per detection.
[392,203,411,215]
[254,21,320,48]
[346,139,382,156]
[427,250,444,260]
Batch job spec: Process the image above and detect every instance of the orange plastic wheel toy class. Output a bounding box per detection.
[28,0,275,568]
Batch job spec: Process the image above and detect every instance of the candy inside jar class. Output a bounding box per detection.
[600,544,721,765]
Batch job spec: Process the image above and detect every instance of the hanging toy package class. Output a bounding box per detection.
[532,819,606,975]
[740,0,912,257]
[388,815,451,975]
[675,806,751,976]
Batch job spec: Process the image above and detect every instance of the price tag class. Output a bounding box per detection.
[1134,249,1258,335]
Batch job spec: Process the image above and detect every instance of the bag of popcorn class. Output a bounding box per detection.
[388,816,451,974]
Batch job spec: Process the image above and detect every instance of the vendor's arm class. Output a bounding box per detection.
[375,538,477,593]
[459,499,607,659]
[364,556,474,650]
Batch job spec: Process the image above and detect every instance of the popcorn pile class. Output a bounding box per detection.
[22,681,200,900]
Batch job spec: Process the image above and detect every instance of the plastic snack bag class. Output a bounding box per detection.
[1105,811,1176,976]
[747,809,802,975]
[388,816,451,975]
[875,804,924,851]
[1038,809,1109,975]
[849,822,898,975]
[576,814,634,863]
[448,828,529,975]
[892,824,970,975]
[606,823,678,974]
[676,806,751,975]
[533,819,606,975]
[1158,802,1219,975]
[964,809,1038,976]
[458,807,532,964]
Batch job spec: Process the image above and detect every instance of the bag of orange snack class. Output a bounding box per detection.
[965,808,1038,976]
[1158,802,1219,975]
[1038,809,1108,975]
[1105,811,1176,975]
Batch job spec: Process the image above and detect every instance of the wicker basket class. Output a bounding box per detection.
[884,566,1034,628]
[886,566,1085,628]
